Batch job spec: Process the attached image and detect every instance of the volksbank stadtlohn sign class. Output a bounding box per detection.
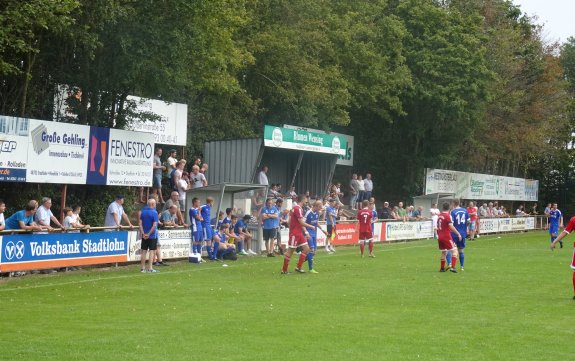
[263,125,346,156]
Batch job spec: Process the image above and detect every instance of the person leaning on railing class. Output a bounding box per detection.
[5,200,45,232]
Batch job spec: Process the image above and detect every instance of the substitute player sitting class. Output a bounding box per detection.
[550,216,575,299]
[281,195,314,274]
[437,202,462,273]
[357,200,374,258]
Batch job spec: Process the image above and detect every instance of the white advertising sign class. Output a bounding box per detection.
[425,168,538,201]
[479,218,498,234]
[511,217,527,231]
[26,119,90,184]
[127,96,188,146]
[107,128,154,187]
[498,218,512,232]
[128,229,191,261]
[0,116,29,182]
[385,221,419,241]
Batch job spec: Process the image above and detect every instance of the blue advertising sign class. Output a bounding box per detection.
[0,231,128,271]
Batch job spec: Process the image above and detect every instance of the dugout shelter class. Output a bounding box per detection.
[203,125,349,200]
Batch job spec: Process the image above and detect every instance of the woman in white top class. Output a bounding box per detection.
[429,203,440,239]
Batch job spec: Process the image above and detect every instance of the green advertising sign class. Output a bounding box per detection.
[263,125,346,156]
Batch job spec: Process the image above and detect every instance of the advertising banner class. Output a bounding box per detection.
[283,124,354,166]
[498,218,512,232]
[106,128,154,186]
[332,222,358,245]
[511,217,527,231]
[264,125,346,156]
[479,218,498,234]
[127,96,188,146]
[0,231,128,272]
[26,119,90,184]
[128,229,191,261]
[373,222,384,242]
[0,116,28,182]
[425,168,538,201]
[383,221,433,241]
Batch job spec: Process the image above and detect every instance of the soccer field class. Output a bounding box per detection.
[0,231,573,361]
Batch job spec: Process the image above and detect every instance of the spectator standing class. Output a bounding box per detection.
[349,174,360,210]
[466,201,478,240]
[364,173,374,200]
[167,150,178,171]
[104,195,134,228]
[190,165,208,189]
[258,166,269,185]
[357,175,366,209]
[261,198,279,257]
[177,171,190,213]
[152,147,166,204]
[35,197,65,231]
[200,163,209,174]
[140,198,160,273]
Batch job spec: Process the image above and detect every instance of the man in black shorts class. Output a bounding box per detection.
[261,198,279,257]
[140,199,160,273]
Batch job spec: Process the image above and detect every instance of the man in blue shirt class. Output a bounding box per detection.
[234,214,256,255]
[549,203,564,248]
[450,200,469,271]
[305,200,329,273]
[200,197,215,260]
[261,198,279,257]
[325,198,338,253]
[5,200,44,231]
[140,199,159,273]
[189,197,204,259]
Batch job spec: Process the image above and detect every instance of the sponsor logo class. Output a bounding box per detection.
[331,136,341,153]
[4,240,25,260]
[272,127,283,147]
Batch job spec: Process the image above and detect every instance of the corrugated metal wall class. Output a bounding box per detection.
[204,139,262,184]
[204,139,337,199]
[260,148,337,198]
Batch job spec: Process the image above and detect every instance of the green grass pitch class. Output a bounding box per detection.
[1,230,574,361]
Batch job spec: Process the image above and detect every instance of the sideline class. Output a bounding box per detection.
[0,234,522,292]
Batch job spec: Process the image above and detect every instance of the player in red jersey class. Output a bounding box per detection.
[550,216,575,299]
[357,200,374,257]
[466,201,478,240]
[282,194,314,274]
[437,202,462,273]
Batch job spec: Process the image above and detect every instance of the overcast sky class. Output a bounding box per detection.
[513,0,574,44]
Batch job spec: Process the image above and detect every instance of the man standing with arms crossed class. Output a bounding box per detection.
[281,195,314,274]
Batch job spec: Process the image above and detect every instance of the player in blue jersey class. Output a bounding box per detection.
[370,197,378,235]
[549,203,564,248]
[261,198,279,257]
[188,197,204,260]
[305,200,329,273]
[325,198,338,253]
[200,197,216,260]
[450,200,469,271]
[234,214,256,255]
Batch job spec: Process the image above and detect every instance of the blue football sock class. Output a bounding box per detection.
[212,242,219,259]
[459,250,465,268]
[307,251,315,270]
[446,251,451,262]
[206,244,212,258]
[238,240,244,252]
[551,236,557,243]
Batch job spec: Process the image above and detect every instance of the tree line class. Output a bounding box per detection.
[1,0,574,215]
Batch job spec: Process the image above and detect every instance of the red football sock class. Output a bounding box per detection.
[282,255,291,272]
[441,259,446,270]
[297,253,307,269]
[451,256,457,269]
[572,272,575,295]
[368,242,374,253]
[360,243,365,255]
